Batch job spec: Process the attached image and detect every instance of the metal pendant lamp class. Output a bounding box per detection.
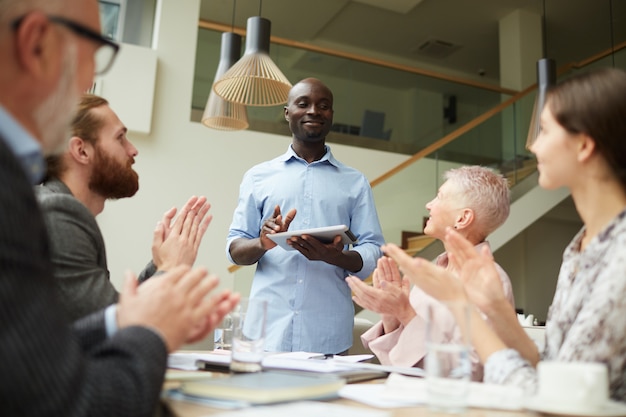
[526,0,556,148]
[202,32,249,131]
[535,58,556,120]
[213,15,292,107]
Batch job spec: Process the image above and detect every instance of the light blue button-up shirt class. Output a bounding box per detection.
[226,145,384,353]
[0,105,45,184]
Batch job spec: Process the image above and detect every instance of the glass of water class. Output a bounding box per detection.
[229,298,267,373]
[214,313,233,350]
[425,301,471,413]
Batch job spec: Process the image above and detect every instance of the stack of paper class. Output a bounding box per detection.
[168,351,422,381]
[339,373,525,410]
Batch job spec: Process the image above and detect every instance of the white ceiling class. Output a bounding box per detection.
[199,0,625,86]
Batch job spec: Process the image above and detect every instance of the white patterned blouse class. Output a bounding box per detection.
[484,208,626,402]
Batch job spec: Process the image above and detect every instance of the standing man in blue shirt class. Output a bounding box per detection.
[227,78,384,354]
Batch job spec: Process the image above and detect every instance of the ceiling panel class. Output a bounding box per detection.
[199,0,625,86]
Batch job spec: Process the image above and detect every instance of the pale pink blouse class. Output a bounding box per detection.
[361,242,515,381]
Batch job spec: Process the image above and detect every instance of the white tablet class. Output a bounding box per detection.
[266,225,357,251]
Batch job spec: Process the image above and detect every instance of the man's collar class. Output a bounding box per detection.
[281,144,339,167]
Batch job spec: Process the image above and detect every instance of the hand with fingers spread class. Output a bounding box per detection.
[117,265,239,352]
[152,196,212,272]
[260,205,297,250]
[346,256,412,334]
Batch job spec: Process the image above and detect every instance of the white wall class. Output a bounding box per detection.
[97,0,408,295]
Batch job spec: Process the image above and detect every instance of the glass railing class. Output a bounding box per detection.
[191,25,515,156]
[373,46,626,257]
[373,91,537,254]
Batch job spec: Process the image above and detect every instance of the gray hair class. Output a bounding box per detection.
[0,0,64,25]
[444,165,510,240]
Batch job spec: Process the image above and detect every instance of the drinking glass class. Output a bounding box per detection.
[230,298,268,373]
[425,301,471,413]
[214,313,233,350]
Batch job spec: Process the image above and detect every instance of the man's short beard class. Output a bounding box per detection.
[34,41,79,156]
[88,145,139,200]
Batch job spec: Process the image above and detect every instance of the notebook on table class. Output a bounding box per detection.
[179,371,345,405]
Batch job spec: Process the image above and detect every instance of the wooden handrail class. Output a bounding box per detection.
[198,19,519,96]
[369,84,536,187]
[573,40,626,69]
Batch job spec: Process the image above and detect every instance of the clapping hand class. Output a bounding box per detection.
[152,196,212,271]
[381,242,466,303]
[118,265,240,352]
[445,228,506,312]
[346,256,413,334]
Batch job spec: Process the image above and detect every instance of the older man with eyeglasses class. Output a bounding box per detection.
[0,1,239,416]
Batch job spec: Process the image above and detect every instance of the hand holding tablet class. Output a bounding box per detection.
[266,225,357,251]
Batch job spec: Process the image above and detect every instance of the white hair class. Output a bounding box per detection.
[444,165,510,239]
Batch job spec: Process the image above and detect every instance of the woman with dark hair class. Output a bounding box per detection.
[382,67,626,401]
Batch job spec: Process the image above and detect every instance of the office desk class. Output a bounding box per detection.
[163,376,537,417]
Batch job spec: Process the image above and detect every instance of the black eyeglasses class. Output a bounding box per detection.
[12,14,120,75]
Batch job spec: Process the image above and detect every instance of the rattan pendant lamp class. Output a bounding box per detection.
[212,0,292,107]
[202,1,249,131]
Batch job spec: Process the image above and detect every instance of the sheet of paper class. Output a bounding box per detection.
[167,351,231,370]
[335,361,425,378]
[381,373,525,410]
[262,356,357,373]
[168,350,425,380]
[168,351,376,372]
[339,384,419,408]
[332,354,374,363]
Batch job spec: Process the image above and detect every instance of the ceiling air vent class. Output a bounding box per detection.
[415,38,461,59]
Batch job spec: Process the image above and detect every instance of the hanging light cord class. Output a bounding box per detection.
[610,0,615,67]
[231,0,236,32]
[541,0,548,58]
[258,0,263,17]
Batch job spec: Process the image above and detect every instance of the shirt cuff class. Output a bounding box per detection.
[484,347,537,396]
[105,304,119,337]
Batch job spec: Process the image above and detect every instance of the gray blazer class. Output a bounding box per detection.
[0,137,167,416]
[34,179,155,321]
